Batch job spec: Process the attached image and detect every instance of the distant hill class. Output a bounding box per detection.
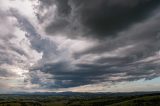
[15,91,160,97]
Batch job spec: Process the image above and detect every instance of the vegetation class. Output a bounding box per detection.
[0,93,159,106]
[110,95,160,106]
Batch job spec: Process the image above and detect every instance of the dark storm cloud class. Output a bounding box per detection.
[38,0,55,6]
[39,0,160,38]
[30,54,160,88]
[30,62,116,88]
[15,0,160,89]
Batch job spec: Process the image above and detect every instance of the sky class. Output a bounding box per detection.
[0,0,160,93]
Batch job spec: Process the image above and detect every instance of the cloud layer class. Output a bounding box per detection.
[33,0,160,89]
[0,0,160,92]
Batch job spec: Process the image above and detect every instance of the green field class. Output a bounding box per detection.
[0,93,159,106]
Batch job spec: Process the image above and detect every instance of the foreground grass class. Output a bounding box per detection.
[0,94,160,106]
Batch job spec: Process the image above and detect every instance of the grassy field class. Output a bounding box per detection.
[0,93,159,106]
[110,95,160,106]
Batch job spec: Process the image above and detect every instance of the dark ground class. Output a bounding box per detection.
[0,92,160,106]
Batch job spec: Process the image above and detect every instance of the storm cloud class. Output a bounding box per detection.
[30,0,160,89]
[38,0,160,38]
[0,0,160,92]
